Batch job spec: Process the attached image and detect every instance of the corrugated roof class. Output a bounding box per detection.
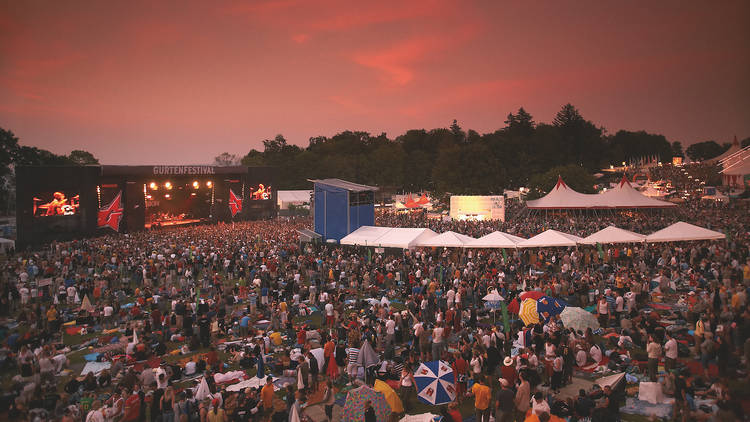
[308,178,379,192]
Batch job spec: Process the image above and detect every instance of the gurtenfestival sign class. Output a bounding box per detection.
[152,166,216,175]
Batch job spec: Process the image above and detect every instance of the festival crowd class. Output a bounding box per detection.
[0,199,749,422]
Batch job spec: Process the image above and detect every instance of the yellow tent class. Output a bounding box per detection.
[373,379,403,414]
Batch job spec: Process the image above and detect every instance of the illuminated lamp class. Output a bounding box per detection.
[146,194,152,200]
[191,192,196,196]
[206,181,213,188]
[165,181,172,190]
[192,181,199,189]
[150,182,158,190]
[165,194,171,199]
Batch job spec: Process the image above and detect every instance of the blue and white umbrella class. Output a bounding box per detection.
[482,291,504,310]
[413,360,456,405]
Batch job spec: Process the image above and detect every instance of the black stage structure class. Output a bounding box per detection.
[16,165,276,248]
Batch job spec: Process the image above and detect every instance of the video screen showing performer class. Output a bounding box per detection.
[250,184,272,200]
[33,191,80,217]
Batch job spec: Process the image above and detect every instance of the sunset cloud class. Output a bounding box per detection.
[0,1,747,164]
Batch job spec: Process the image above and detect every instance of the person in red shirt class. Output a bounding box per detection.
[122,388,141,421]
[452,352,468,397]
[500,356,518,387]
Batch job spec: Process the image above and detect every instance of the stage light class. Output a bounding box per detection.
[165,194,171,199]
[206,181,213,188]
[165,182,172,190]
[191,192,196,196]
[146,194,152,200]
[192,181,199,189]
[149,182,158,190]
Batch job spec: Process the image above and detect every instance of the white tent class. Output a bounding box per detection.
[526,176,674,209]
[526,177,603,209]
[645,222,726,243]
[0,238,14,254]
[517,229,582,248]
[277,190,312,209]
[415,231,475,247]
[340,226,393,246]
[466,231,525,248]
[376,228,438,249]
[578,226,646,245]
[709,135,742,163]
[600,177,676,208]
[340,226,439,249]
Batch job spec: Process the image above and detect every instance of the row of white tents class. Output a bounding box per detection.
[340,222,725,249]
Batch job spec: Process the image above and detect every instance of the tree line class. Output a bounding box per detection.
[218,104,743,194]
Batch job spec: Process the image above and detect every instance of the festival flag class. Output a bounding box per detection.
[229,189,242,217]
[97,191,124,232]
[500,301,510,333]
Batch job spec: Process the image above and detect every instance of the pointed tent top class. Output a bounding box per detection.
[733,135,739,146]
[618,174,631,188]
[554,176,568,190]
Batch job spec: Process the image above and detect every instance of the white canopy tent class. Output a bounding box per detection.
[340,226,438,249]
[0,238,14,254]
[645,222,726,243]
[526,176,675,209]
[340,226,393,246]
[578,226,646,245]
[466,231,525,248]
[415,231,475,248]
[517,229,583,248]
[600,177,676,208]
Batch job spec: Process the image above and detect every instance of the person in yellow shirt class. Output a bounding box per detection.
[470,375,491,422]
[46,305,58,332]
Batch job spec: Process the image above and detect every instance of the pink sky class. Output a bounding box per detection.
[1,0,748,164]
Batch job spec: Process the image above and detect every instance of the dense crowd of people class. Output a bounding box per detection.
[0,199,749,422]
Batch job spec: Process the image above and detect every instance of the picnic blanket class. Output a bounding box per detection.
[621,397,672,419]
[80,362,111,376]
[226,376,279,392]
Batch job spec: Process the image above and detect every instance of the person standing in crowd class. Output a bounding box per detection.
[647,335,662,382]
[469,375,491,422]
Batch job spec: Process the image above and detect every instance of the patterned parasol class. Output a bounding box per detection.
[536,296,567,322]
[341,385,391,422]
[413,360,457,405]
[518,298,540,326]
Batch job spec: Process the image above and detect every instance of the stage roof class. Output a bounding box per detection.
[308,178,379,192]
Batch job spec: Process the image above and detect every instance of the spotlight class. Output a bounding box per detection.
[206,181,213,188]
[145,194,152,200]
[165,194,171,199]
[165,182,172,190]
[192,181,199,189]
[149,182,158,190]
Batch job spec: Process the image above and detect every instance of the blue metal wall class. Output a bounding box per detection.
[349,203,374,234]
[314,184,348,241]
[314,183,375,242]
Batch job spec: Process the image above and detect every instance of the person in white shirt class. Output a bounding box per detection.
[590,344,602,364]
[531,392,550,415]
[664,333,679,372]
[385,317,396,347]
[576,346,588,367]
[431,323,444,360]
[446,289,455,308]
[324,302,335,327]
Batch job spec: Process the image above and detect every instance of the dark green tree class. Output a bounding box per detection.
[68,149,99,165]
[671,141,684,158]
[685,141,726,161]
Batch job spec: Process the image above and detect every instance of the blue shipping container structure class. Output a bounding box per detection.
[310,179,378,242]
